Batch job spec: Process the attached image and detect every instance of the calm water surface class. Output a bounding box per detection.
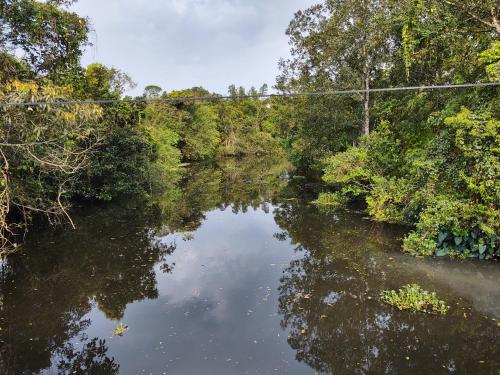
[1,158,499,374]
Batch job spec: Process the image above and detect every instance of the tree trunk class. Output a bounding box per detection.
[362,57,370,136]
[492,7,500,34]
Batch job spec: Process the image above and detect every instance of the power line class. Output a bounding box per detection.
[1,82,498,108]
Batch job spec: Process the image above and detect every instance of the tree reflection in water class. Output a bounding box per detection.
[0,202,176,374]
[275,203,500,375]
[0,156,292,374]
[57,338,119,375]
[150,156,292,235]
[5,157,497,374]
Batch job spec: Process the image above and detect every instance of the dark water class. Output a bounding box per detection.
[1,158,499,375]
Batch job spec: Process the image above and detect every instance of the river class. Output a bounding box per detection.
[0,157,499,374]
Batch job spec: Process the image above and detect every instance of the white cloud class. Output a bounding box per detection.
[72,0,318,95]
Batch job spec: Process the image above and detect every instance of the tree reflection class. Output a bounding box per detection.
[275,203,500,374]
[0,203,175,374]
[150,155,292,235]
[0,155,291,374]
[56,338,119,375]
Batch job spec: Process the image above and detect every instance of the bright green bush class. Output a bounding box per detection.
[322,146,370,198]
[181,103,221,160]
[366,176,415,224]
[380,284,449,315]
[479,41,500,82]
[321,107,499,259]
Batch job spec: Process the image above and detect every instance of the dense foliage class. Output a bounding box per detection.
[0,1,283,254]
[287,0,500,259]
[0,81,104,250]
[142,84,282,160]
[0,0,498,261]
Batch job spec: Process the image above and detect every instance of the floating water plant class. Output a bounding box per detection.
[113,323,128,336]
[380,284,449,315]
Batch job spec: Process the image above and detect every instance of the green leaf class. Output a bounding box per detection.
[490,236,497,247]
[454,236,462,246]
[478,244,486,255]
[436,248,449,257]
[438,231,447,245]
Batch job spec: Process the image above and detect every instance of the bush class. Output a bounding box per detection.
[322,146,370,202]
[366,176,416,224]
[320,107,500,260]
[403,197,499,259]
[75,126,158,201]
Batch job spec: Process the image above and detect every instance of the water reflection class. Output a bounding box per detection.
[56,338,119,375]
[0,156,292,374]
[0,204,175,374]
[274,203,500,374]
[150,156,292,234]
[0,157,498,374]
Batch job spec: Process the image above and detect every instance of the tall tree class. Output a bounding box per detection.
[279,0,398,136]
[143,85,162,98]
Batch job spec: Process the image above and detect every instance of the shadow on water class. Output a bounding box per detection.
[0,156,498,374]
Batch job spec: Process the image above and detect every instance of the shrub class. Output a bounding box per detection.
[321,107,499,260]
[366,176,415,224]
[75,126,157,201]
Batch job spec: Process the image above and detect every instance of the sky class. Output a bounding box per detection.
[71,0,318,96]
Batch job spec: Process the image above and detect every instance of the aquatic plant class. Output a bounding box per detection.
[113,323,128,336]
[380,284,449,315]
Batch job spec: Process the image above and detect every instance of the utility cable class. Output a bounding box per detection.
[0,81,498,108]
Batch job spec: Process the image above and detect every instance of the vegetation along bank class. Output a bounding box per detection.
[0,0,498,260]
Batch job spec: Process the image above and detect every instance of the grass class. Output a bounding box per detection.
[380,284,449,315]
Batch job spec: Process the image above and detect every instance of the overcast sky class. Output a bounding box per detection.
[72,0,318,96]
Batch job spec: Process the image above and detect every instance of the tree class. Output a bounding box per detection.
[0,0,89,76]
[143,85,162,98]
[158,87,221,160]
[315,0,499,259]
[400,0,497,84]
[259,84,269,96]
[217,85,282,157]
[441,0,499,33]
[78,63,136,99]
[0,81,103,254]
[279,0,398,136]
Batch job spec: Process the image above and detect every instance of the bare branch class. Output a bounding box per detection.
[57,181,76,230]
